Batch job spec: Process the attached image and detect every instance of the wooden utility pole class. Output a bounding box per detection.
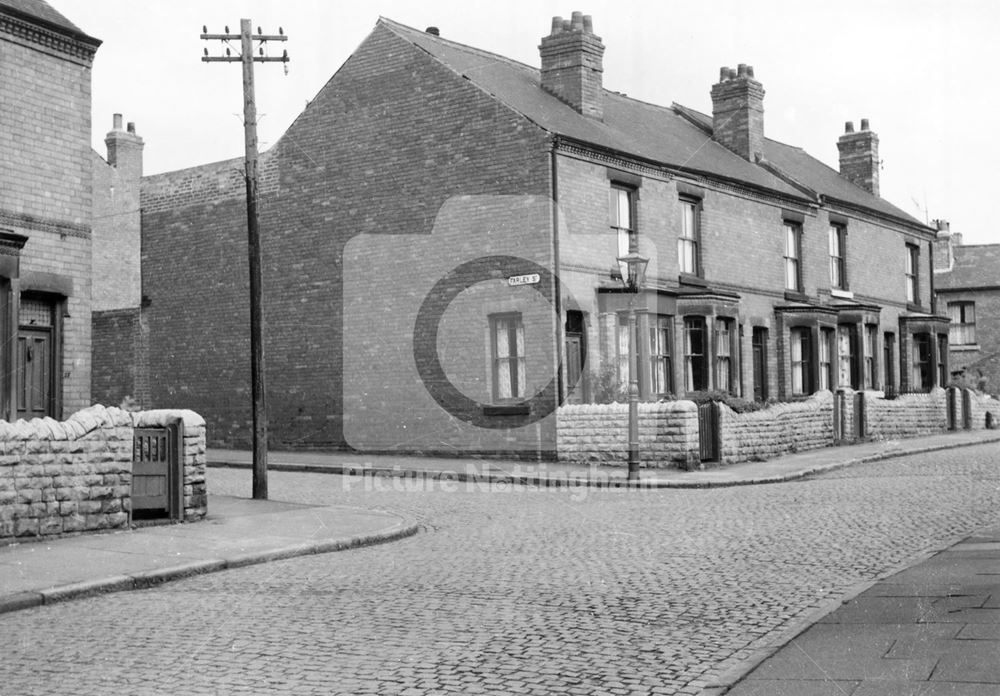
[200,20,288,500]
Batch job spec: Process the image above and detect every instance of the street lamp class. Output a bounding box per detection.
[617,250,649,482]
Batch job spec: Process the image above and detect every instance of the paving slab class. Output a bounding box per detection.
[0,494,417,613]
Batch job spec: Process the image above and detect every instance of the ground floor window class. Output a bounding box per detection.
[490,313,525,401]
[648,315,672,396]
[937,334,948,387]
[911,333,932,392]
[684,317,707,391]
[864,324,877,389]
[819,328,834,391]
[715,318,733,394]
[838,325,858,389]
[791,327,813,396]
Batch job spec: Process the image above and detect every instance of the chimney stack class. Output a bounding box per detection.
[105,112,144,172]
[539,11,605,120]
[710,63,765,161]
[837,119,879,197]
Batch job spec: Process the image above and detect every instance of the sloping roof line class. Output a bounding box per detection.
[0,0,99,45]
[379,17,927,230]
[936,244,1000,290]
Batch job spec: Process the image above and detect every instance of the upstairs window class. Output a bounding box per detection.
[829,224,847,289]
[784,222,802,292]
[905,243,920,304]
[610,186,636,265]
[490,313,525,401]
[678,198,700,276]
[948,302,976,345]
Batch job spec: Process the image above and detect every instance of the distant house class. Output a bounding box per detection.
[122,12,949,455]
[934,225,1000,397]
[0,0,100,420]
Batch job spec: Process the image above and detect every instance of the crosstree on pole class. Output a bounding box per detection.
[200,19,288,500]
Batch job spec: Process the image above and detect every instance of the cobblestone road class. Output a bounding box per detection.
[3,445,999,695]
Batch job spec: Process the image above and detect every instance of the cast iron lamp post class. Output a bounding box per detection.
[617,250,649,482]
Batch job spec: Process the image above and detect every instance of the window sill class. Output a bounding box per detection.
[482,404,530,416]
[830,288,854,299]
[784,290,810,302]
[949,344,980,352]
[678,273,707,287]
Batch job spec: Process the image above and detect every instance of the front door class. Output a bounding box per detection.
[752,328,767,402]
[17,327,53,419]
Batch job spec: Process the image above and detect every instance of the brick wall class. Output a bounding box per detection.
[92,307,149,407]
[0,405,207,542]
[1,15,96,418]
[940,286,1000,397]
[140,24,553,451]
[718,392,835,465]
[556,401,699,468]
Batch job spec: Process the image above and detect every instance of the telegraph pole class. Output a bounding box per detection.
[200,20,288,500]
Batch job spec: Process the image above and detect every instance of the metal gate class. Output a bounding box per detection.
[698,401,720,463]
[132,419,184,520]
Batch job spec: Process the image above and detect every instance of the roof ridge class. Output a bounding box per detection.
[378,17,539,74]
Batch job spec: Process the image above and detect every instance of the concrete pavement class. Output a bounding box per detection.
[0,495,417,615]
[209,428,1000,488]
[709,522,1000,696]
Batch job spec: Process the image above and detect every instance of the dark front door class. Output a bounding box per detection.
[564,310,586,404]
[752,328,767,402]
[17,328,53,419]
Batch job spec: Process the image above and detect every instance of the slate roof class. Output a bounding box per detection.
[936,245,1000,290]
[0,0,97,43]
[382,18,926,229]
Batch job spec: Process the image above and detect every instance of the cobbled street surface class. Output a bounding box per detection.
[3,444,1000,695]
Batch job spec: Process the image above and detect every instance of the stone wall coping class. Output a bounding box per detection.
[131,409,206,429]
[558,401,698,415]
[0,405,205,442]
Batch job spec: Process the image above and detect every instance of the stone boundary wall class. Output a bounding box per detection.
[865,388,948,441]
[1,405,207,542]
[556,402,699,468]
[718,392,835,465]
[965,390,1000,430]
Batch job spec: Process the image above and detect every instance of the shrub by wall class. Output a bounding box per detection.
[557,401,699,468]
[718,391,835,465]
[0,406,207,542]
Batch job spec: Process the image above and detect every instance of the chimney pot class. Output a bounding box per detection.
[562,18,571,32]
[425,26,440,36]
[127,122,135,134]
[746,65,755,78]
[727,67,737,80]
[550,16,562,34]
[845,121,854,133]
[860,118,870,131]
[719,66,729,82]
[583,14,593,33]
[571,11,584,30]
[737,63,748,77]
[113,113,123,130]
[934,219,950,232]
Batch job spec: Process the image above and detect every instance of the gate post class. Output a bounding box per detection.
[854,391,867,440]
[962,389,973,430]
[946,387,958,430]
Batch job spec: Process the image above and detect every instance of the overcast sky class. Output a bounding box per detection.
[53,0,999,245]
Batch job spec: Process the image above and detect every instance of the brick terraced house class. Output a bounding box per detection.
[132,12,950,455]
[934,225,1000,397]
[0,0,101,420]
